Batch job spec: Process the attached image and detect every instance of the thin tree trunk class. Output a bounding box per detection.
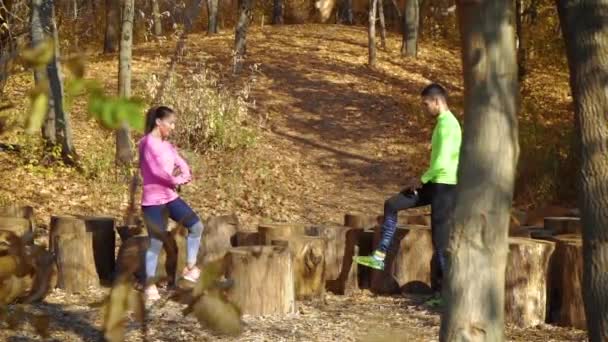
[151,0,162,36]
[378,0,387,50]
[439,0,519,341]
[30,0,56,147]
[46,0,76,163]
[272,0,283,25]
[183,0,204,33]
[516,0,526,80]
[418,0,426,39]
[556,1,608,340]
[116,0,134,166]
[401,0,419,57]
[0,0,13,97]
[233,0,252,74]
[207,0,219,33]
[104,0,120,53]
[368,0,378,67]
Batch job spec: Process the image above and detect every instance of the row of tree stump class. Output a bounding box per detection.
[0,204,586,330]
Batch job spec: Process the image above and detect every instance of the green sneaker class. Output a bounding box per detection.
[425,294,444,308]
[354,255,385,270]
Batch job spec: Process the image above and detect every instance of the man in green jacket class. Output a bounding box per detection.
[355,83,461,292]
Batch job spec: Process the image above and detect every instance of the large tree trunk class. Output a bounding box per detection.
[151,0,162,36]
[440,0,519,341]
[272,0,283,25]
[207,0,219,34]
[233,0,252,74]
[401,0,419,57]
[368,0,378,67]
[556,1,608,339]
[116,0,134,166]
[78,215,116,285]
[104,0,120,53]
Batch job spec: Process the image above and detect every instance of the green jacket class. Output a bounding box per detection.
[420,110,462,185]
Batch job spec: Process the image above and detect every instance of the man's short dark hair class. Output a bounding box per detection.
[421,83,448,99]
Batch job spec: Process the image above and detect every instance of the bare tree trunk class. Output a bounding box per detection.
[151,0,162,36]
[439,0,519,341]
[516,0,526,81]
[343,0,354,24]
[233,0,252,74]
[31,0,76,163]
[401,0,419,57]
[556,0,608,340]
[116,0,134,166]
[207,0,219,33]
[30,0,56,147]
[104,0,120,53]
[183,0,204,33]
[368,0,378,67]
[272,0,283,25]
[378,0,387,50]
[418,0,426,39]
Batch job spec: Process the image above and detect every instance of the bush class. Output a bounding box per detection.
[144,66,257,152]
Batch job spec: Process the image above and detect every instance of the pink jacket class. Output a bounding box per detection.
[138,134,191,206]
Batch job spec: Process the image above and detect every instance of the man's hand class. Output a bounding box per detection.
[403,177,422,192]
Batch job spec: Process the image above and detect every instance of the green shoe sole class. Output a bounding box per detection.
[354,256,385,271]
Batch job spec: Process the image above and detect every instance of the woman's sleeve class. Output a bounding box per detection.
[141,140,181,187]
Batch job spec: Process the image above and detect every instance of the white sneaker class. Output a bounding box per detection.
[182,265,201,282]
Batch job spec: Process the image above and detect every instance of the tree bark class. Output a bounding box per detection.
[339,0,353,24]
[233,0,252,74]
[317,224,361,295]
[273,236,326,300]
[440,0,519,340]
[151,0,162,36]
[104,0,120,53]
[257,222,308,244]
[225,246,295,316]
[556,1,608,337]
[378,0,387,49]
[49,215,98,293]
[116,0,134,166]
[197,214,239,265]
[183,0,204,33]
[207,0,219,33]
[31,0,76,164]
[272,0,283,25]
[505,237,555,328]
[515,0,526,80]
[401,0,419,57]
[0,204,36,232]
[546,235,585,329]
[371,225,434,294]
[0,217,32,237]
[78,215,116,285]
[368,0,378,67]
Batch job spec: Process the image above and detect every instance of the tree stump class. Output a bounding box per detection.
[232,231,262,246]
[547,234,585,329]
[504,237,555,328]
[344,214,380,290]
[0,217,32,238]
[49,215,98,293]
[371,225,434,294]
[257,222,309,244]
[272,236,326,300]
[0,205,35,232]
[224,245,295,316]
[509,227,532,238]
[315,224,361,295]
[77,215,116,285]
[544,217,581,235]
[197,214,239,265]
[114,234,177,285]
[344,213,381,230]
[528,227,553,240]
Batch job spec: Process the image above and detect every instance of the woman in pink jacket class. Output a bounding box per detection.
[138,106,204,301]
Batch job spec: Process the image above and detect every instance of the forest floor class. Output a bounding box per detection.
[0,24,584,341]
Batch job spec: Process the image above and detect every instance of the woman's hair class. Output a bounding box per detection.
[144,105,175,134]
